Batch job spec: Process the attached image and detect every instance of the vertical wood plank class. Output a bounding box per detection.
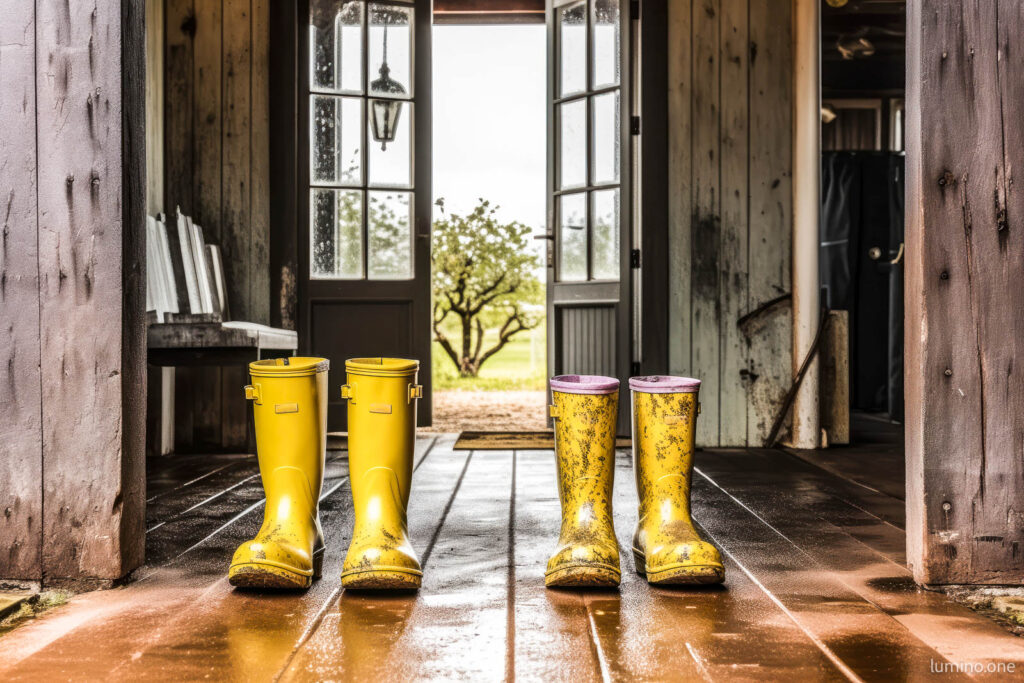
[906,0,1024,584]
[36,0,146,580]
[690,0,722,446]
[717,0,748,444]
[164,0,195,214]
[221,0,252,322]
[146,0,165,215]
[250,0,271,325]
[220,365,248,450]
[666,0,693,379]
[746,0,792,445]
[0,3,43,580]
[191,0,222,266]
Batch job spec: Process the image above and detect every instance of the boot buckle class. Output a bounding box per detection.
[408,384,423,402]
[548,405,560,419]
[341,384,355,401]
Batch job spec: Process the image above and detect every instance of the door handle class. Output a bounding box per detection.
[890,242,905,265]
[533,233,555,240]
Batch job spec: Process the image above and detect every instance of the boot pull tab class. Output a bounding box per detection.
[408,384,423,403]
[244,384,262,404]
[548,405,561,419]
[341,384,355,402]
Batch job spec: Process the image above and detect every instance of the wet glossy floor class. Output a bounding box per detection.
[2,434,1024,681]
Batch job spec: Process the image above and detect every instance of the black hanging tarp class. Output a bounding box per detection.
[820,152,905,418]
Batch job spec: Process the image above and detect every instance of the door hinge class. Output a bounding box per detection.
[631,361,641,376]
[630,116,641,136]
[631,248,641,268]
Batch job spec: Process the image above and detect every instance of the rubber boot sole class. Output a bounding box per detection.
[633,548,725,586]
[341,567,422,590]
[545,563,621,588]
[229,548,324,590]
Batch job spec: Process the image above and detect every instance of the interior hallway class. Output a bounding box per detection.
[2,425,1023,680]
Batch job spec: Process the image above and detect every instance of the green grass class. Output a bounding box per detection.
[432,322,547,391]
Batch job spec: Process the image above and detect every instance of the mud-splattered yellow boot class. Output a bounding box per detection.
[229,357,329,589]
[341,358,423,590]
[630,376,725,585]
[545,375,621,588]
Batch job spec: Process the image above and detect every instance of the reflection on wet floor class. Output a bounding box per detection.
[1,434,1023,681]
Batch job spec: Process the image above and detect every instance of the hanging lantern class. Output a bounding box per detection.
[369,17,405,150]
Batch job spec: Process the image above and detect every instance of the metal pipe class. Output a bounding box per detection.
[789,0,821,449]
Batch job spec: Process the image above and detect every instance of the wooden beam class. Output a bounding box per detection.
[32,0,147,583]
[789,0,821,449]
[906,0,1024,585]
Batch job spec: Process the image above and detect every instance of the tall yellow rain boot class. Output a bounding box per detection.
[546,375,621,588]
[630,376,725,585]
[229,357,329,589]
[341,357,423,590]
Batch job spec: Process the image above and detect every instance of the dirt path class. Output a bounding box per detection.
[421,390,548,432]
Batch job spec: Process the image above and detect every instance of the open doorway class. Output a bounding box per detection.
[426,19,549,432]
[817,0,905,449]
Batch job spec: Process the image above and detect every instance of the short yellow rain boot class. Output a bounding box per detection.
[229,357,329,589]
[630,376,725,585]
[545,375,621,588]
[341,358,423,590]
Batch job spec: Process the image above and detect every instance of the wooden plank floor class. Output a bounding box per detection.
[3,436,1024,681]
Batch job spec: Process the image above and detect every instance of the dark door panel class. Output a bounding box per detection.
[310,300,414,430]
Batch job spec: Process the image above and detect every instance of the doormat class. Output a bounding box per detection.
[454,431,631,451]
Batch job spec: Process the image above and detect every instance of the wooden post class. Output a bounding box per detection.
[1,0,146,584]
[789,0,820,449]
[906,0,1024,584]
[0,2,44,581]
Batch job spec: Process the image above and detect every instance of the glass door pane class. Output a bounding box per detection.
[309,0,415,281]
[592,0,620,88]
[559,2,587,96]
[558,193,588,281]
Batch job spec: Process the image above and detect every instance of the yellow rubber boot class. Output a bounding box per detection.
[341,357,423,590]
[229,357,329,589]
[629,376,725,585]
[545,375,621,588]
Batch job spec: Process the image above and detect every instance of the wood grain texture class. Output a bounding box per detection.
[164,0,194,215]
[690,0,722,446]
[250,0,271,326]
[666,0,693,381]
[718,0,749,445]
[667,0,792,446]
[221,0,251,322]
[746,0,792,445]
[906,0,1024,584]
[145,0,165,215]
[35,0,146,580]
[0,2,44,580]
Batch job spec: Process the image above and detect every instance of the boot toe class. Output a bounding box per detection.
[229,539,317,589]
[545,542,621,587]
[342,539,422,589]
[645,541,725,585]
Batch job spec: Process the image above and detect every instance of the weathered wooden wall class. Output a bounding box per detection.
[1,0,147,583]
[164,0,270,324]
[906,0,1024,584]
[160,0,271,452]
[667,0,793,447]
[0,1,45,580]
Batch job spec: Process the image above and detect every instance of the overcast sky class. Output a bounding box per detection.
[432,25,547,232]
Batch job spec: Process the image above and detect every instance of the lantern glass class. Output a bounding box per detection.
[371,98,403,149]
